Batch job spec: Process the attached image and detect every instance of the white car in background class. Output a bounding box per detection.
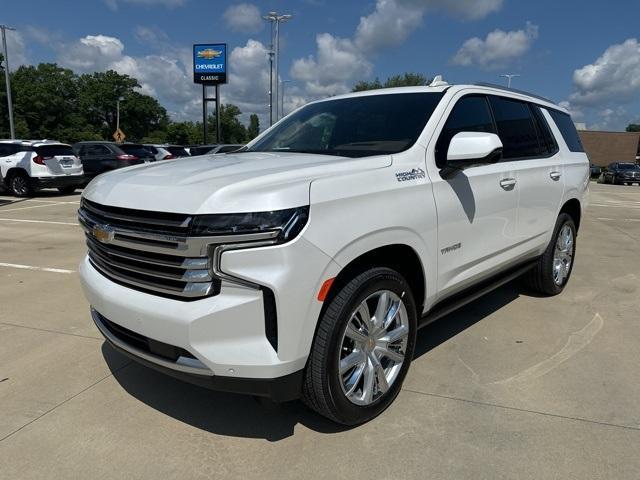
[143,144,190,161]
[0,140,84,196]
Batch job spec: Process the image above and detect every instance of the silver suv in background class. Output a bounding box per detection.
[0,140,84,196]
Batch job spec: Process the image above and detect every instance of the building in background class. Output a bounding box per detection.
[577,130,640,166]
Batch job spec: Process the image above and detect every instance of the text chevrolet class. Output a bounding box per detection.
[79,83,588,425]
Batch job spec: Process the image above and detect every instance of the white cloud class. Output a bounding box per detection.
[63,35,125,71]
[104,0,187,10]
[3,29,28,70]
[223,3,263,33]
[451,22,539,69]
[560,38,640,130]
[291,0,503,98]
[569,38,640,107]
[406,0,504,20]
[291,33,372,96]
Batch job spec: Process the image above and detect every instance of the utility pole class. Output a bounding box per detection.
[500,74,520,88]
[1,24,16,139]
[266,20,275,126]
[116,96,124,131]
[280,80,291,119]
[263,11,292,123]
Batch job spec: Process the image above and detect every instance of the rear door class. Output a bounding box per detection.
[487,96,565,248]
[80,144,112,175]
[429,93,520,297]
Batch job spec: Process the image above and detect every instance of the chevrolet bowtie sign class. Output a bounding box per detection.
[193,43,227,85]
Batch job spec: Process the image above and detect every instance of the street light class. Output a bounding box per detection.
[280,79,291,118]
[500,74,520,88]
[263,11,293,123]
[1,24,16,139]
[116,96,124,131]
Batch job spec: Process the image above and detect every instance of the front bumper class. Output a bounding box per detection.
[92,308,303,401]
[79,234,340,396]
[32,175,85,189]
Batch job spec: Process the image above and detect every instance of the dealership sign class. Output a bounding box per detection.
[193,44,227,85]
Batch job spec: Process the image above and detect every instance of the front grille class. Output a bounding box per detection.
[79,199,220,300]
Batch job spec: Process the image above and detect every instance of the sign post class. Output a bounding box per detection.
[193,43,227,144]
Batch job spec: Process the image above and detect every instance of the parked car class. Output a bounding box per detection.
[189,144,243,156]
[73,141,145,182]
[118,143,155,163]
[143,144,190,161]
[78,82,588,425]
[590,163,602,179]
[601,162,640,185]
[0,140,84,197]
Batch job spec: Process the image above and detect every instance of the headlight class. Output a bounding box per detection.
[191,206,309,244]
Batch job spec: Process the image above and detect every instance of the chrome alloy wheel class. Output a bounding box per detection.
[553,224,574,285]
[338,290,409,406]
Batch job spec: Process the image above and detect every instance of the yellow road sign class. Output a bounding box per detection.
[113,128,126,143]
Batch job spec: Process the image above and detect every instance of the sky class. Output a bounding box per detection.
[2,0,640,130]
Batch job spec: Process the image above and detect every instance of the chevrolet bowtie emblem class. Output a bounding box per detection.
[92,224,115,244]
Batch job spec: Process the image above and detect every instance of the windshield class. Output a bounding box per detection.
[617,163,637,170]
[247,92,444,158]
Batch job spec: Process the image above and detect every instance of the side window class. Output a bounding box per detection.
[530,105,558,156]
[87,145,110,155]
[548,109,584,152]
[488,96,540,159]
[435,95,495,168]
[0,144,13,157]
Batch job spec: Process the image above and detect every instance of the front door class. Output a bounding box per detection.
[428,93,520,298]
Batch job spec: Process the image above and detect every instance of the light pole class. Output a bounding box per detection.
[264,18,275,126]
[116,96,124,131]
[263,11,292,123]
[1,24,16,139]
[280,79,291,118]
[500,74,520,88]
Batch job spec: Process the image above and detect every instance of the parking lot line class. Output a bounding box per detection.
[0,218,78,226]
[597,217,640,222]
[0,202,77,213]
[0,262,75,274]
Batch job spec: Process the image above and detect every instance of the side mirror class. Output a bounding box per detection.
[446,132,503,169]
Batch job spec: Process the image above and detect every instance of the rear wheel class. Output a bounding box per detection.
[302,267,417,425]
[525,213,576,296]
[9,172,34,197]
[57,186,77,195]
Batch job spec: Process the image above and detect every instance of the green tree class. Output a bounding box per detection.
[167,121,201,145]
[626,124,640,132]
[352,72,432,92]
[210,104,247,143]
[247,114,260,140]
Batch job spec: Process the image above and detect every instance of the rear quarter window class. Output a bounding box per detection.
[548,110,584,152]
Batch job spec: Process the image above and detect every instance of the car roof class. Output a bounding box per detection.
[0,139,70,147]
[313,82,565,113]
[73,141,117,145]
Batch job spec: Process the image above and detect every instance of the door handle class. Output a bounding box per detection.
[550,171,561,181]
[499,178,516,190]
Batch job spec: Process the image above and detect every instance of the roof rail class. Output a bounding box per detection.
[474,82,555,105]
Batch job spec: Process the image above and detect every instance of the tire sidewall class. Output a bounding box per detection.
[10,173,32,197]
[324,270,417,424]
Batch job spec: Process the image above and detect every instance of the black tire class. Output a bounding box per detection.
[9,172,34,197]
[525,213,577,296]
[57,186,77,195]
[302,267,417,425]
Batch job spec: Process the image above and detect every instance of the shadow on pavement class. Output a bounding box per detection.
[104,279,525,441]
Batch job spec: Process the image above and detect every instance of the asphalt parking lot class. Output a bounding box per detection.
[1,182,639,479]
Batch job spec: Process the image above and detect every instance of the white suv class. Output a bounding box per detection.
[0,140,84,196]
[79,83,588,425]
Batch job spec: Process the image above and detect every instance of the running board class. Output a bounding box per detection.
[419,259,537,329]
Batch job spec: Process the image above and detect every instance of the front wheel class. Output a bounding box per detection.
[525,213,577,296]
[302,267,417,425]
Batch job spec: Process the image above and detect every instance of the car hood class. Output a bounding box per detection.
[82,151,391,214]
